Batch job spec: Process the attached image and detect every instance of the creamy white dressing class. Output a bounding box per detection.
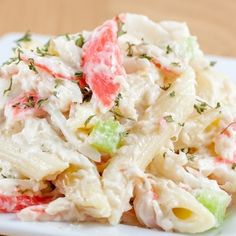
[0,13,235,234]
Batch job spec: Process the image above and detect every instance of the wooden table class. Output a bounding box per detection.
[0,0,235,57]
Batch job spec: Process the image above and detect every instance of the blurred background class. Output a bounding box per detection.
[0,0,235,57]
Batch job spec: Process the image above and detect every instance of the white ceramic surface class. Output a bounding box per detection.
[0,33,236,236]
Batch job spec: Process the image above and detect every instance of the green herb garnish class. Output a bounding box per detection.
[215,102,221,109]
[37,98,48,107]
[65,34,71,41]
[114,93,122,107]
[111,110,134,121]
[178,122,185,127]
[3,78,13,96]
[187,154,195,161]
[171,62,181,67]
[117,18,126,37]
[74,71,83,78]
[25,96,35,108]
[139,54,153,61]
[194,99,213,114]
[75,34,85,48]
[28,58,38,73]
[2,48,22,66]
[163,115,174,123]
[166,45,173,54]
[84,115,96,127]
[194,103,207,114]
[169,91,175,97]
[210,61,217,67]
[54,79,62,89]
[36,41,51,56]
[16,31,31,43]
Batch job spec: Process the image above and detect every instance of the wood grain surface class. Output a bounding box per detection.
[0,0,235,57]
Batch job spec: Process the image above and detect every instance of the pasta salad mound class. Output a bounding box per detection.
[0,13,235,234]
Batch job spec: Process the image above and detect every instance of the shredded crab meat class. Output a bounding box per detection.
[0,13,235,234]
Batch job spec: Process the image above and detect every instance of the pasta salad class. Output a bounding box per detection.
[0,13,236,234]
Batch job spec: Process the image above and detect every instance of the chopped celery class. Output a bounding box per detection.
[89,119,124,154]
[195,189,230,226]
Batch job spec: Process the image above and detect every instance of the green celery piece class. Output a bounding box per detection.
[195,189,230,226]
[89,119,124,154]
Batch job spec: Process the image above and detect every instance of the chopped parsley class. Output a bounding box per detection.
[74,71,83,78]
[24,96,35,108]
[194,103,207,114]
[171,136,177,141]
[110,110,134,121]
[210,61,217,67]
[114,93,122,107]
[12,102,20,108]
[215,102,221,109]
[36,41,51,56]
[169,91,175,97]
[2,57,18,66]
[139,54,152,61]
[187,154,195,161]
[163,115,174,123]
[3,78,13,96]
[54,79,62,88]
[15,31,31,43]
[37,98,48,107]
[28,58,38,73]
[127,42,135,57]
[160,83,171,91]
[166,45,173,54]
[12,96,48,109]
[1,173,7,178]
[171,62,181,67]
[84,115,96,127]
[178,122,185,127]
[53,91,58,97]
[36,47,46,56]
[65,34,71,41]
[117,18,126,37]
[75,34,85,48]
[194,99,213,114]
[2,48,22,66]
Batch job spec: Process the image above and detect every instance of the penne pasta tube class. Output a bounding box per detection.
[55,165,111,218]
[133,176,217,233]
[103,67,196,224]
[0,140,68,181]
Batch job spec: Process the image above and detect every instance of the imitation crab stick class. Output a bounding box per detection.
[0,194,53,213]
[82,20,126,109]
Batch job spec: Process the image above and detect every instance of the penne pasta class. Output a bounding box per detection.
[103,67,196,224]
[0,12,235,234]
[55,165,111,218]
[133,176,217,233]
[0,139,68,181]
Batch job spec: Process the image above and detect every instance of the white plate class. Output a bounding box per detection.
[0,33,236,236]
